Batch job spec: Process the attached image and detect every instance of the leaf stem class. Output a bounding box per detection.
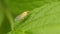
[5,10,14,31]
[1,0,14,31]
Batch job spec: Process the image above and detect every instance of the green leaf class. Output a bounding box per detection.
[7,0,60,17]
[1,0,60,34]
[8,2,60,34]
[7,0,46,16]
[1,0,46,34]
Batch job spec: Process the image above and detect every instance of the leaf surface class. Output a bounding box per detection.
[7,2,60,34]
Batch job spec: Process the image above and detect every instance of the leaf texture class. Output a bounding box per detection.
[8,2,60,34]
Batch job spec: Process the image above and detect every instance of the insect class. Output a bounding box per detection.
[15,11,30,21]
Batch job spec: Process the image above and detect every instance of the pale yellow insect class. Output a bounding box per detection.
[15,11,30,21]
